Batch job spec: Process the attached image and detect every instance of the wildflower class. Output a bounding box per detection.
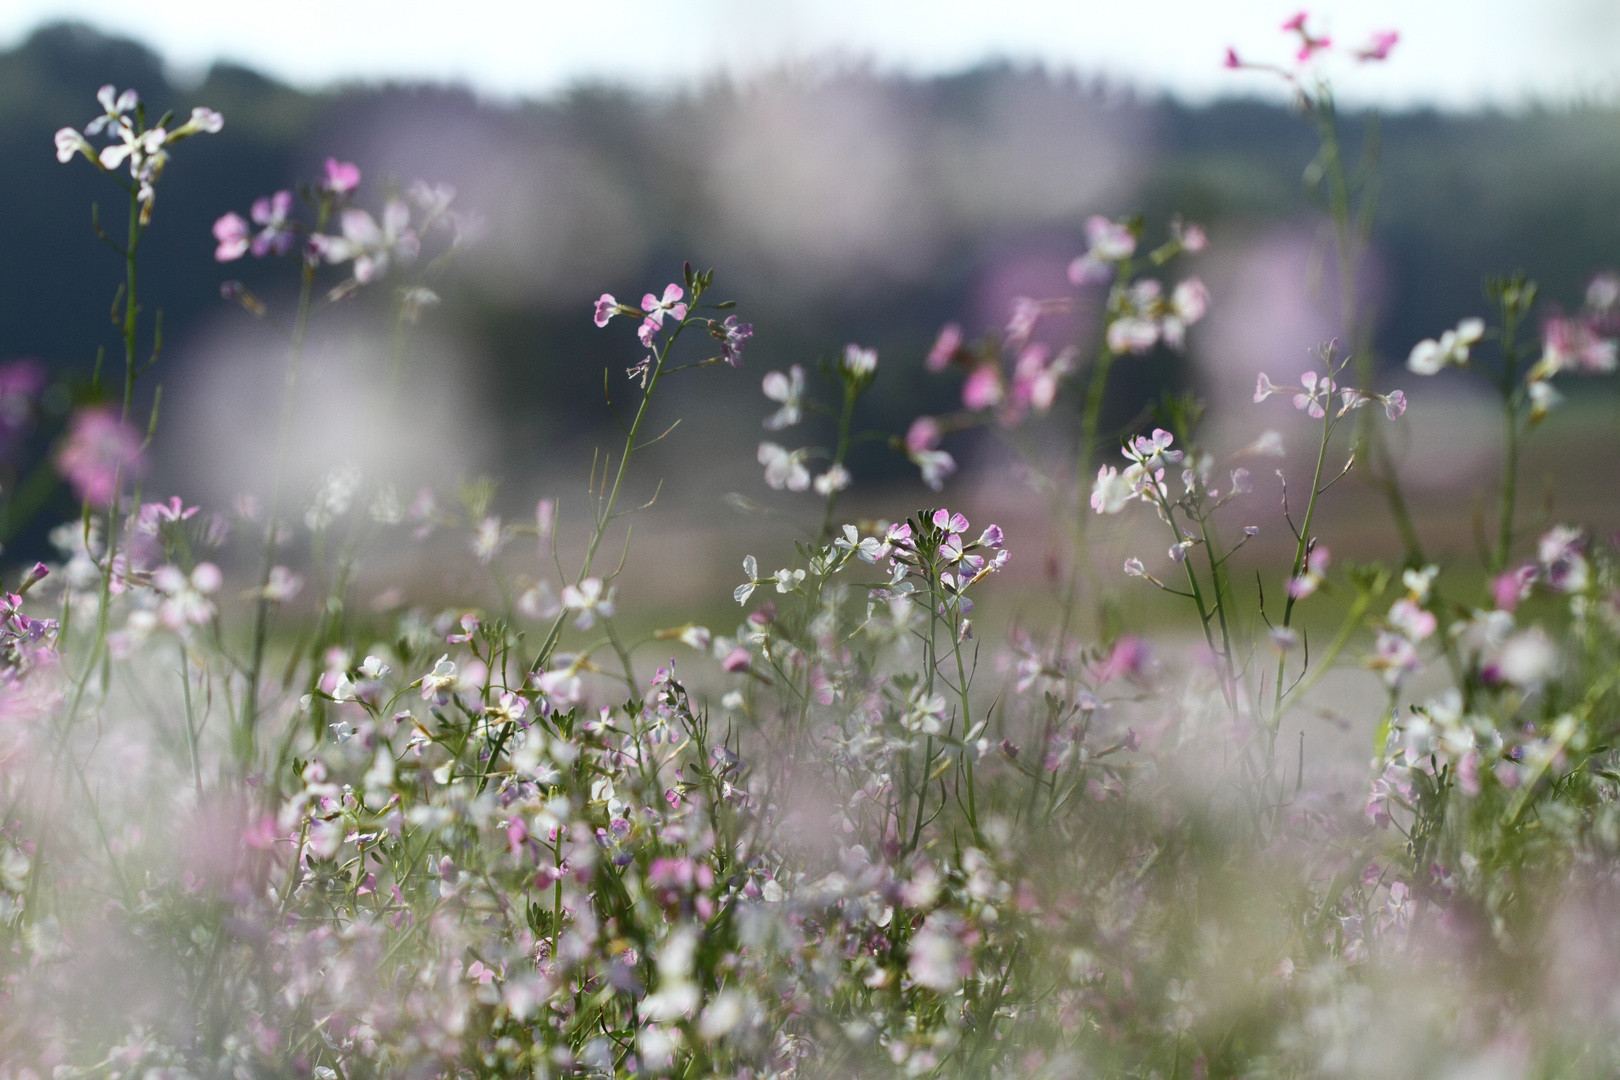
[906,416,942,455]
[560,577,616,629]
[169,107,224,141]
[153,563,222,633]
[420,655,458,703]
[1588,271,1620,311]
[641,284,688,327]
[1355,30,1400,61]
[758,442,811,491]
[911,449,956,491]
[1160,278,1211,349]
[761,366,805,430]
[902,687,948,735]
[1068,215,1135,284]
[836,524,887,563]
[263,566,303,602]
[927,323,963,372]
[56,408,144,507]
[1388,598,1437,642]
[322,157,361,194]
[594,293,623,327]
[1126,428,1182,472]
[247,191,296,257]
[1407,318,1484,375]
[962,364,1004,410]
[86,84,139,136]
[1288,544,1331,599]
[1538,524,1589,593]
[1293,371,1335,418]
[1528,378,1563,421]
[535,659,584,705]
[1254,372,1280,403]
[135,496,199,534]
[1243,429,1286,457]
[212,212,251,261]
[1106,314,1160,355]
[842,344,877,377]
[735,555,761,605]
[813,465,851,495]
[1007,343,1077,419]
[1488,627,1559,690]
[1123,557,1146,577]
[471,516,509,565]
[1090,464,1140,514]
[485,690,527,726]
[53,127,94,164]
[697,315,749,367]
[1282,11,1331,62]
[1536,315,1617,376]
[318,200,419,283]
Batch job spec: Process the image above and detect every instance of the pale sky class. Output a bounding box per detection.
[4,0,1620,110]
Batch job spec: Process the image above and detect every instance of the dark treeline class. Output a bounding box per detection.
[4,22,1620,497]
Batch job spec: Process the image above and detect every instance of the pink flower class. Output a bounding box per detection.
[1224,47,1243,70]
[1007,343,1078,420]
[641,284,688,327]
[1288,544,1331,599]
[906,416,942,454]
[927,323,962,372]
[720,645,751,672]
[714,316,753,365]
[594,293,619,326]
[1254,372,1279,403]
[962,364,1004,410]
[1492,565,1537,612]
[1540,315,1618,375]
[911,449,956,491]
[213,212,250,261]
[323,158,361,194]
[1096,635,1149,682]
[249,190,296,257]
[1355,30,1399,62]
[319,200,418,283]
[56,408,144,507]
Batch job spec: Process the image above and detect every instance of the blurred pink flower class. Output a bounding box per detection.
[1355,30,1399,62]
[56,408,144,507]
[323,157,361,194]
[926,323,962,372]
[213,212,250,261]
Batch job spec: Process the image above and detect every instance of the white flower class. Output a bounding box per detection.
[560,577,616,629]
[320,199,419,283]
[842,344,877,376]
[471,516,509,565]
[1407,317,1484,375]
[813,464,851,496]
[735,555,760,605]
[773,568,806,593]
[910,449,956,491]
[761,365,805,430]
[420,655,458,702]
[758,442,810,491]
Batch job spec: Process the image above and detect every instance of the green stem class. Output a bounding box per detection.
[242,202,328,769]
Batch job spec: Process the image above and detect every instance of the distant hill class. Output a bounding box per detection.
[3,22,1619,512]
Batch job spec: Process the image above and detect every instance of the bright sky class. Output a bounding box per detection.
[3,0,1619,110]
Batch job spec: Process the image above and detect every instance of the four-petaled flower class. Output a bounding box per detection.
[762,366,805,430]
[758,442,810,492]
[560,577,616,629]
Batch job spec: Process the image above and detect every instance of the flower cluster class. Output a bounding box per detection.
[54,85,223,219]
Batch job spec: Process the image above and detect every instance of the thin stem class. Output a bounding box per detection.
[242,203,329,767]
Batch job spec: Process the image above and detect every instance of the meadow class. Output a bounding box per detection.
[5,16,1620,1080]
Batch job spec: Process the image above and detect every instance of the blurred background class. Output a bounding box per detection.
[1,1,1619,609]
